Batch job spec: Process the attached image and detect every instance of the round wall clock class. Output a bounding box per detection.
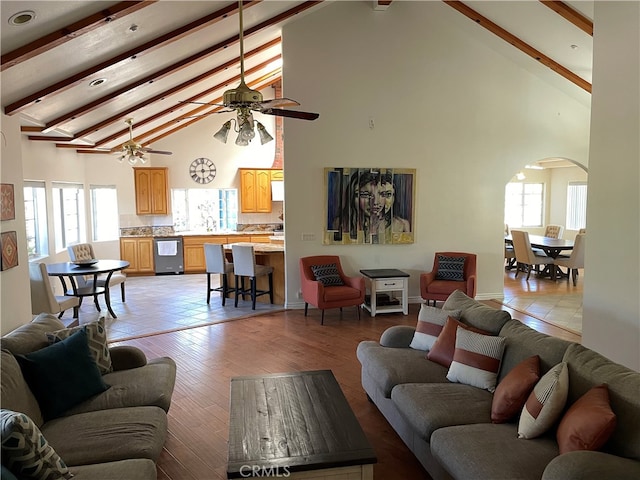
[189,158,216,184]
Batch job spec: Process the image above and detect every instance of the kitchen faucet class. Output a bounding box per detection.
[206,216,215,232]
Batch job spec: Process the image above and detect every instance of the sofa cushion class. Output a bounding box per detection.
[446,327,506,392]
[427,317,488,368]
[441,290,510,334]
[556,384,616,454]
[15,329,110,421]
[391,383,492,442]
[541,450,640,480]
[63,357,177,415]
[0,351,43,427]
[431,423,559,480]
[356,341,449,398]
[562,343,640,460]
[435,255,465,281]
[41,406,167,466]
[46,318,113,374]
[491,355,540,423]
[0,409,72,480]
[409,305,461,351]
[310,264,344,286]
[518,362,569,439]
[0,314,66,355]
[68,459,157,480]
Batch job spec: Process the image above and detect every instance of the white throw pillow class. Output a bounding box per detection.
[409,304,461,351]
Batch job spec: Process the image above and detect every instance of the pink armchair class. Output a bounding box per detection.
[299,255,365,325]
[420,252,477,306]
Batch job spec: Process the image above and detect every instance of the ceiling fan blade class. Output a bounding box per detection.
[142,148,173,155]
[260,108,319,120]
[259,98,300,109]
[178,100,225,107]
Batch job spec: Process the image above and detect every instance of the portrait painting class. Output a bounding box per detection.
[324,168,416,245]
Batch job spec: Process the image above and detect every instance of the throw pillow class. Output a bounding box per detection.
[446,327,506,392]
[491,355,541,423]
[310,264,344,286]
[0,409,72,480]
[409,305,462,351]
[518,362,569,439]
[426,317,489,368]
[435,255,465,281]
[46,317,113,374]
[16,329,109,421]
[556,384,617,454]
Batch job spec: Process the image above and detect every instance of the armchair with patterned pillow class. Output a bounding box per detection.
[420,252,477,306]
[299,255,365,325]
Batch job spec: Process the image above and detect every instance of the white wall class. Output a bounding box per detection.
[281,1,591,306]
[583,1,639,370]
[0,114,32,334]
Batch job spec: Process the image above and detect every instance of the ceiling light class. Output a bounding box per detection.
[524,164,544,170]
[89,78,107,87]
[213,109,273,147]
[9,10,36,26]
[570,44,579,50]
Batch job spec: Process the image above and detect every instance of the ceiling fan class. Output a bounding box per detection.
[111,118,172,165]
[183,0,319,146]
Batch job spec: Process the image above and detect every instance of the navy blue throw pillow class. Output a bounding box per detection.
[435,255,466,281]
[310,264,345,286]
[16,329,109,421]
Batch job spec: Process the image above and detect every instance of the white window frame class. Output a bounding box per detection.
[90,184,119,241]
[24,181,49,258]
[566,182,587,230]
[505,182,544,228]
[52,182,86,251]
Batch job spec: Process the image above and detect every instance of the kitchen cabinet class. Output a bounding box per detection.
[134,167,169,215]
[120,237,154,274]
[239,169,272,213]
[183,235,228,273]
[249,235,271,243]
[270,170,284,181]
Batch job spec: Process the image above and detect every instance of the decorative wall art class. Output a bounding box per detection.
[1,183,15,221]
[324,167,416,245]
[1,231,18,271]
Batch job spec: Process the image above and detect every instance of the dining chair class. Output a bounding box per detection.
[554,233,586,286]
[68,243,126,301]
[299,255,365,325]
[29,262,80,320]
[543,224,564,239]
[204,243,234,305]
[510,230,555,280]
[231,245,274,309]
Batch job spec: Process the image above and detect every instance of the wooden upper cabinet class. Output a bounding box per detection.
[134,167,169,215]
[270,170,284,181]
[240,169,273,213]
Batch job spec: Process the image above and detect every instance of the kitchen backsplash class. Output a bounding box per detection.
[120,223,283,236]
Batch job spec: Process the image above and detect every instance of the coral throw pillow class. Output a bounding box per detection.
[492,355,541,423]
[427,317,488,368]
[556,384,617,454]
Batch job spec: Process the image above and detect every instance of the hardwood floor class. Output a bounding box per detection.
[113,301,579,480]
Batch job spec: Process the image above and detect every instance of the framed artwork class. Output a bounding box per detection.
[1,231,18,271]
[323,167,416,245]
[1,183,15,221]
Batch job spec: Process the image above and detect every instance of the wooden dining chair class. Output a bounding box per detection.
[29,262,79,320]
[511,230,555,280]
[554,234,586,286]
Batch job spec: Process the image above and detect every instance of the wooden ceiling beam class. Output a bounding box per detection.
[1,1,157,72]
[443,1,591,93]
[37,1,320,132]
[539,1,593,36]
[4,0,262,115]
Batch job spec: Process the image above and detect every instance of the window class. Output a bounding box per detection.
[566,182,587,230]
[505,182,544,228]
[24,181,49,258]
[90,185,119,241]
[52,182,85,251]
[172,188,238,232]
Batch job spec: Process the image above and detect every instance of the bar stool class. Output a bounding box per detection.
[231,244,274,309]
[204,243,235,305]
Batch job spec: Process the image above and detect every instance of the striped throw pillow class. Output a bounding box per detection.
[435,255,466,281]
[310,264,344,286]
[409,305,462,351]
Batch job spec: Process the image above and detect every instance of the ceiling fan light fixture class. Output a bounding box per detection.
[213,121,232,143]
[256,122,274,145]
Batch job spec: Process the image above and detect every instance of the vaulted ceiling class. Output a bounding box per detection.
[1,1,593,156]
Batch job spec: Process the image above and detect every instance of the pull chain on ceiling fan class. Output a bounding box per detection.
[183,0,319,147]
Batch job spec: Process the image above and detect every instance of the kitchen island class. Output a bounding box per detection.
[222,242,285,305]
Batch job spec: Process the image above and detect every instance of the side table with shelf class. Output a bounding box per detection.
[360,269,410,316]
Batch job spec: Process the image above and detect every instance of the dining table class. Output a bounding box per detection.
[46,259,129,318]
[505,234,574,279]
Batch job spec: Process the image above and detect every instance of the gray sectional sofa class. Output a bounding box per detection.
[357,290,640,480]
[1,313,177,480]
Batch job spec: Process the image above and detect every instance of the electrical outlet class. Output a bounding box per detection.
[369,117,375,129]
[297,290,303,299]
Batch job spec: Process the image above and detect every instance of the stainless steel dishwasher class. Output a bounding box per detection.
[153,237,184,274]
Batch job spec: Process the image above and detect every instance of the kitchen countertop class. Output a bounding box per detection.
[121,231,277,238]
[222,242,284,253]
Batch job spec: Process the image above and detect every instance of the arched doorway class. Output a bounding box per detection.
[502,157,587,334]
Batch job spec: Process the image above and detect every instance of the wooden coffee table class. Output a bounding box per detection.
[227,370,376,479]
